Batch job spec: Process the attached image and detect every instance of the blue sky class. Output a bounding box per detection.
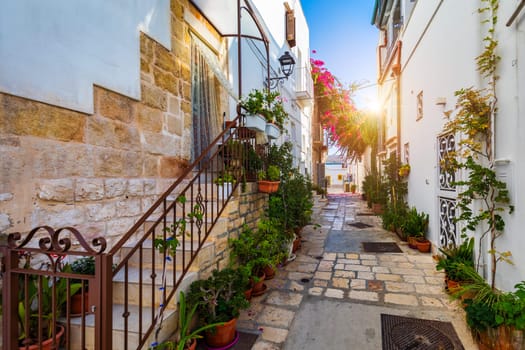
[301,0,378,108]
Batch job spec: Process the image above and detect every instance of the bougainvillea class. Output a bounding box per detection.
[311,54,370,160]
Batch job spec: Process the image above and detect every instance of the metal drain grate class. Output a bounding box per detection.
[348,222,373,229]
[362,242,402,253]
[381,314,464,350]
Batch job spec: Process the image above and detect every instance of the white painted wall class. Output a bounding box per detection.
[228,0,312,174]
[0,0,170,114]
[393,0,525,290]
[325,163,347,186]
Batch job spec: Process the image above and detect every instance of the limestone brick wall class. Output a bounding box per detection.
[200,183,269,277]
[0,0,226,249]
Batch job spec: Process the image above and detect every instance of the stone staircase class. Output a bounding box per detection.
[68,189,240,349]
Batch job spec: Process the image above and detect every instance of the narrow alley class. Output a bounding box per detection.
[236,191,476,350]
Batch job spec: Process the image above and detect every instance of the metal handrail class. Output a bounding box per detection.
[1,113,261,350]
[104,113,259,349]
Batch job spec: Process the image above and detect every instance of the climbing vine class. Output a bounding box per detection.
[442,0,513,289]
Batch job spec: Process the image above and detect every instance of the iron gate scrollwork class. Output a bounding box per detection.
[438,133,456,191]
[439,197,458,247]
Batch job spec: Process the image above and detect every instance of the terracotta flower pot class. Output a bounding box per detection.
[263,265,276,280]
[407,236,418,249]
[19,325,65,350]
[205,318,237,348]
[416,239,431,253]
[372,203,384,215]
[71,290,90,314]
[292,237,301,253]
[251,272,266,296]
[186,338,197,350]
[244,286,253,301]
[258,180,280,193]
[447,279,461,293]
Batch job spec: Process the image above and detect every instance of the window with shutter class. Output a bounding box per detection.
[286,9,296,48]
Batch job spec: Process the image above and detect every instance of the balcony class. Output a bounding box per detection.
[295,65,313,102]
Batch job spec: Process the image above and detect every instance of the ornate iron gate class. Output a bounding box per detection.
[437,132,458,247]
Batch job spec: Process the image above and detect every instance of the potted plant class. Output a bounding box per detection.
[401,207,428,250]
[240,89,288,134]
[398,163,411,177]
[214,172,236,199]
[350,183,357,194]
[70,255,96,314]
[257,165,281,193]
[229,226,268,295]
[150,291,226,350]
[187,268,249,348]
[17,263,82,349]
[435,237,475,290]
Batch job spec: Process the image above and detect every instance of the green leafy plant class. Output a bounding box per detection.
[464,298,498,333]
[381,204,408,236]
[240,89,288,130]
[18,263,81,345]
[150,291,225,350]
[214,172,236,185]
[266,165,280,181]
[151,195,204,344]
[401,207,428,238]
[441,0,513,289]
[187,268,249,324]
[229,220,288,278]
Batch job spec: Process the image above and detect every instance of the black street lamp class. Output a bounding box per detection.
[267,51,295,89]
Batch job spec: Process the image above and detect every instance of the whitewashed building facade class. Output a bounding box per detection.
[373,0,525,291]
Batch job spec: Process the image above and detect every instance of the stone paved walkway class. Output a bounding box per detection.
[237,193,477,349]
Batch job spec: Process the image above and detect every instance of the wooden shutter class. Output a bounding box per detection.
[286,9,296,48]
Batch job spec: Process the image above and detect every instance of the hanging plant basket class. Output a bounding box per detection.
[245,114,266,133]
[257,180,280,193]
[265,123,280,139]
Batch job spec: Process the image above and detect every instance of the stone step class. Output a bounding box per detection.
[167,183,240,202]
[143,217,229,243]
[159,197,237,221]
[112,268,198,308]
[68,303,178,350]
[120,238,216,271]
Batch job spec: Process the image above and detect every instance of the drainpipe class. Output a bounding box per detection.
[377,29,387,80]
[237,0,242,99]
[395,41,402,158]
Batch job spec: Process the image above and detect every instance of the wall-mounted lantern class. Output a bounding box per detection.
[267,51,295,89]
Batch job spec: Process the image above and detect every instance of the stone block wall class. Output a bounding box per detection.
[199,183,269,277]
[0,0,227,249]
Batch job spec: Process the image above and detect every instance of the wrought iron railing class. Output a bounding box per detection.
[1,114,261,349]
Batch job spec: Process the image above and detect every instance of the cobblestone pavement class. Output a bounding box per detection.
[237,193,477,349]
